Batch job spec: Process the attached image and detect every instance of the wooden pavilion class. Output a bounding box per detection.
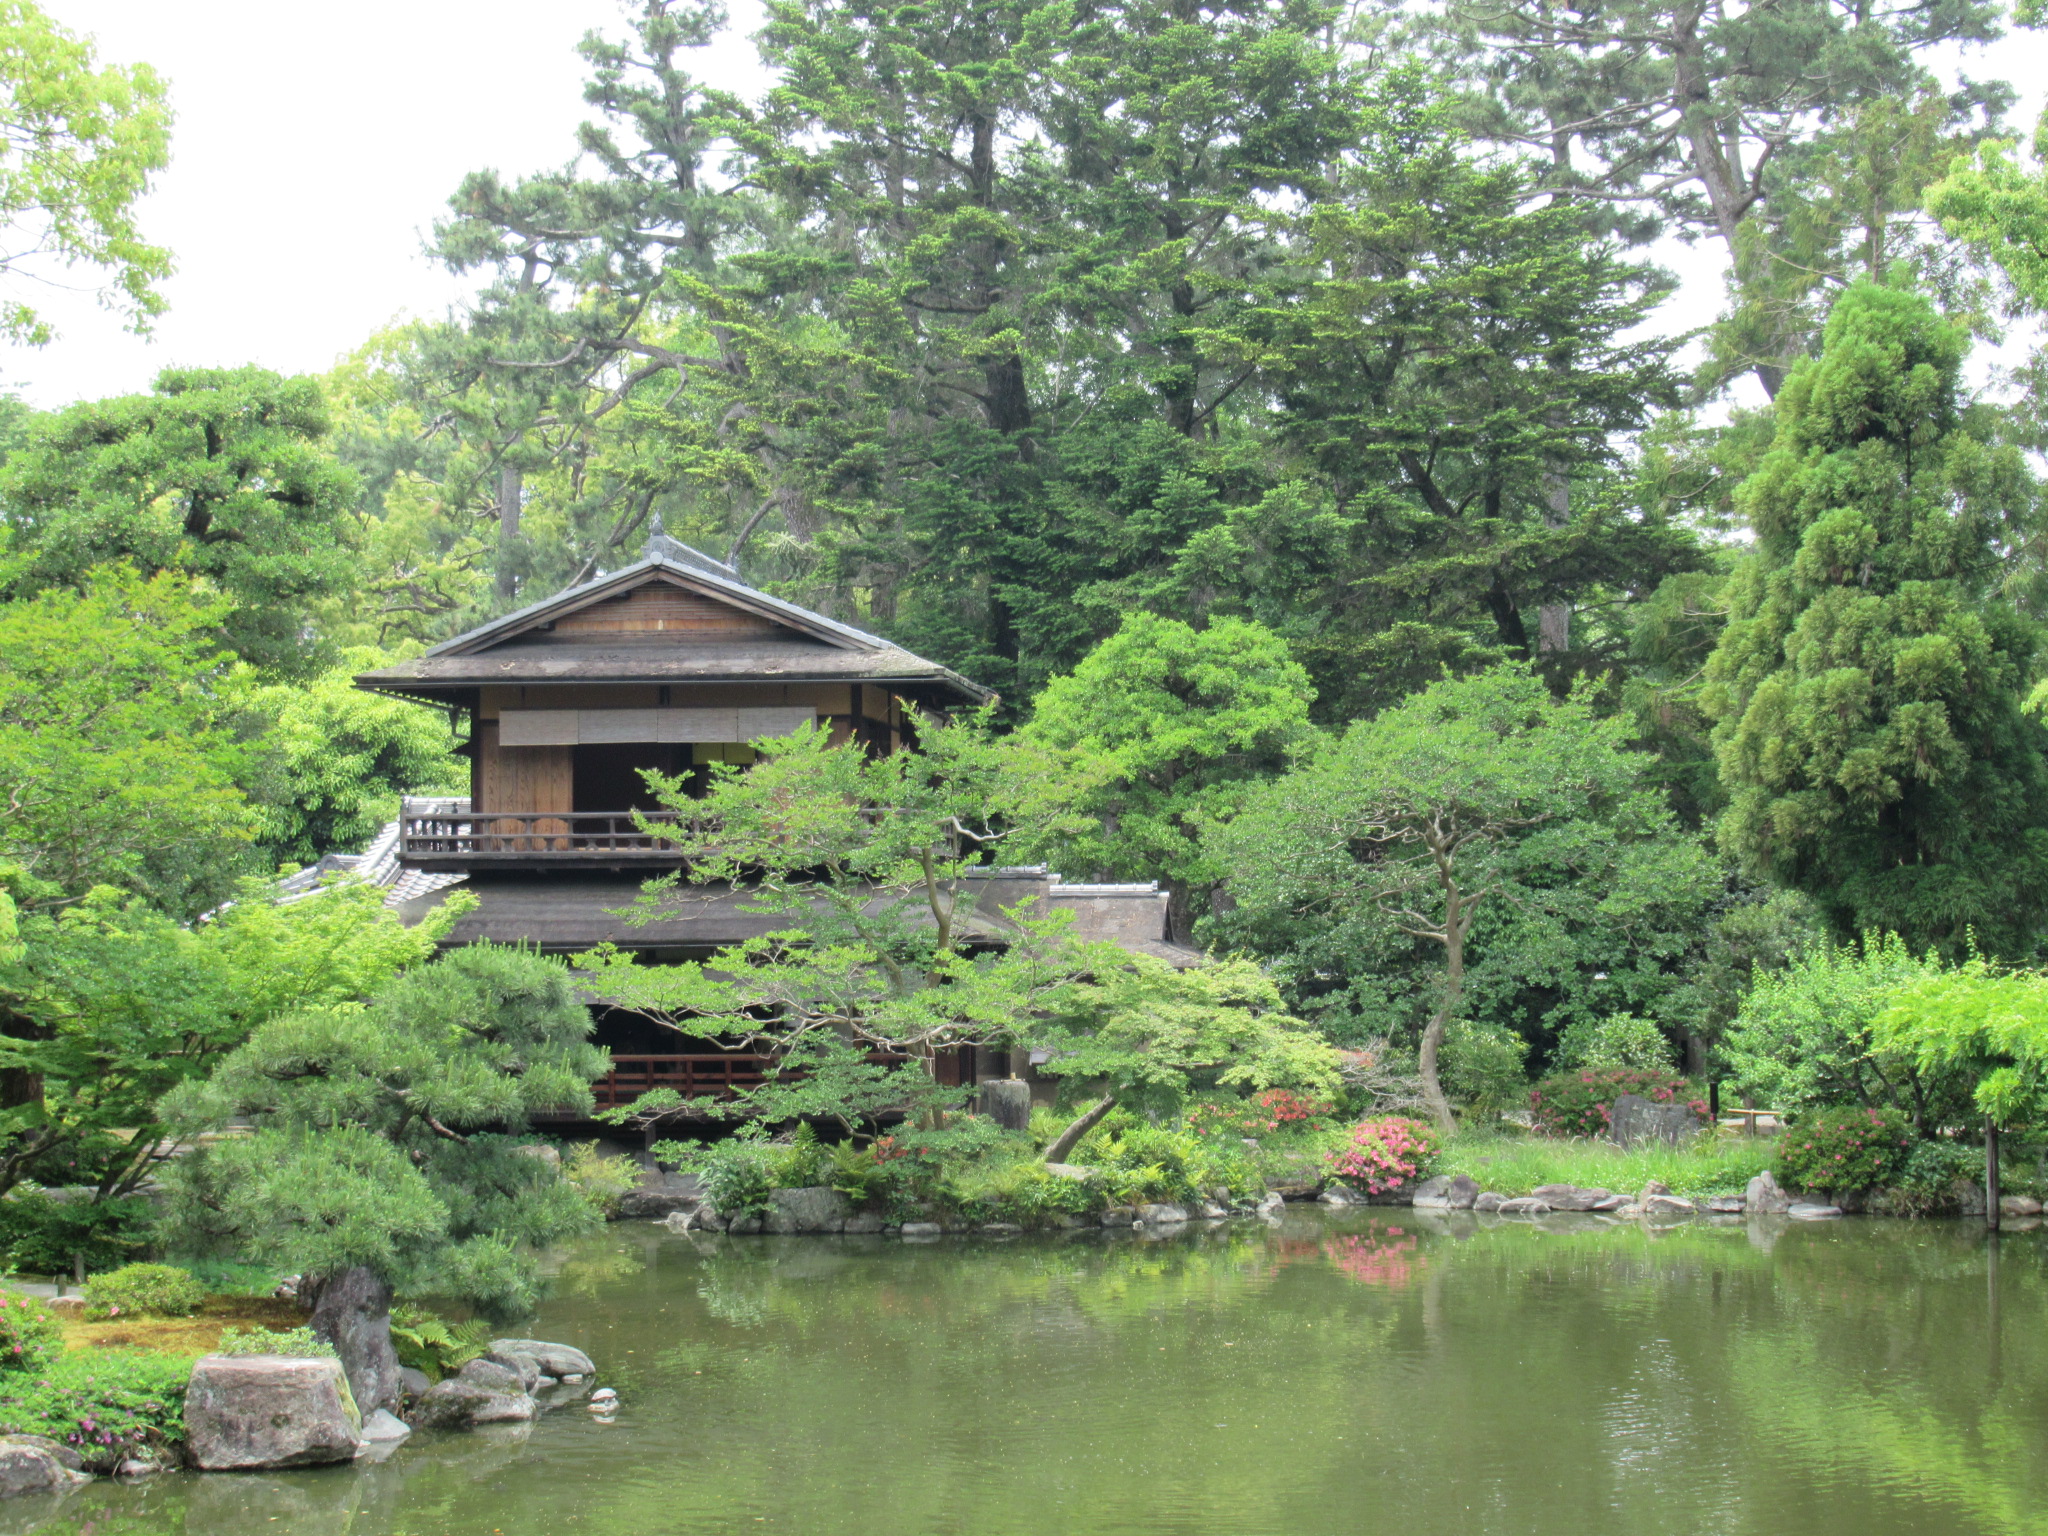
[345,527,1190,1119]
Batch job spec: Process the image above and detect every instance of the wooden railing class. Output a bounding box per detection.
[539,1054,771,1115]
[399,808,686,862]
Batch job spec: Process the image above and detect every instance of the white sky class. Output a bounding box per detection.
[6,1,2044,410]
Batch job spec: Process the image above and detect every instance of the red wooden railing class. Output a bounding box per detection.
[558,1053,770,1114]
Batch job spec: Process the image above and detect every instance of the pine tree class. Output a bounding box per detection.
[1703,281,2048,955]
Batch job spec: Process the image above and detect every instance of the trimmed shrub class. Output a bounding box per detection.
[82,1263,206,1321]
[1878,1140,1984,1216]
[1775,1106,1914,1194]
[216,1325,336,1359]
[0,1353,188,1472]
[1326,1117,1440,1195]
[1529,1068,1705,1138]
[0,1294,60,1375]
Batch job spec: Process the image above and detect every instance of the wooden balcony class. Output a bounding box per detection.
[399,807,690,870]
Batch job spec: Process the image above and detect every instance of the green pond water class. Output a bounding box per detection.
[5,1207,2047,1536]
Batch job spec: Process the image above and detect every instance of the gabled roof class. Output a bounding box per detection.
[355,527,992,704]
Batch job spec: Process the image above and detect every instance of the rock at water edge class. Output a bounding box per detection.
[1408,1176,1454,1209]
[898,1222,943,1239]
[490,1339,597,1381]
[1473,1191,1505,1213]
[1135,1203,1189,1226]
[0,1443,89,1496]
[360,1409,411,1444]
[1745,1170,1792,1216]
[2000,1194,2043,1218]
[456,1358,529,1396]
[765,1186,851,1235]
[409,1379,537,1430]
[1787,1202,1843,1220]
[1495,1197,1552,1216]
[185,1355,364,1470]
[1255,1191,1285,1219]
[1532,1184,1612,1212]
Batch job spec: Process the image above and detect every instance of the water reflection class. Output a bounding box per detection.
[5,1211,2045,1536]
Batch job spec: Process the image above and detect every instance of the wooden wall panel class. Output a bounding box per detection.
[476,721,574,816]
[551,585,787,638]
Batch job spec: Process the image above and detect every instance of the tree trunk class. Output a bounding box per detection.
[304,1266,402,1414]
[1537,429,1570,656]
[1417,879,1471,1138]
[1044,1094,1116,1164]
[494,462,522,602]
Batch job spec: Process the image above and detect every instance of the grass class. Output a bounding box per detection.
[53,1294,304,1358]
[1436,1131,1779,1200]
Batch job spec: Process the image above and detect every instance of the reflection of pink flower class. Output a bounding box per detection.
[1323,1232,1424,1290]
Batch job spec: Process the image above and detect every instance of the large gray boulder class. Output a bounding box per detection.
[301,1265,403,1415]
[1135,1203,1190,1226]
[1608,1094,1706,1148]
[409,1378,536,1431]
[615,1165,704,1220]
[0,1441,89,1496]
[1532,1184,1612,1212]
[765,1186,850,1234]
[490,1339,596,1380]
[1408,1176,1454,1208]
[1745,1170,1792,1216]
[455,1357,529,1396]
[184,1355,363,1470]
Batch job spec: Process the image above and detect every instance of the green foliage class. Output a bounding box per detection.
[1872,959,2048,1128]
[0,1193,147,1276]
[1439,1019,1530,1123]
[0,0,172,344]
[1076,1120,1257,1206]
[0,873,472,1200]
[561,1143,640,1220]
[386,1306,489,1383]
[1885,1139,1986,1215]
[1434,1133,1776,1202]
[0,1292,57,1373]
[0,1352,188,1473]
[1019,614,1317,938]
[1215,664,1718,1127]
[656,1132,782,1219]
[1721,934,1966,1125]
[579,711,1107,1130]
[81,1263,204,1321]
[1034,956,1343,1121]
[159,944,608,1313]
[1528,1068,1703,1139]
[0,368,360,671]
[1702,282,2048,956]
[941,1159,1102,1227]
[239,649,465,866]
[0,569,255,914]
[215,1325,336,1359]
[1775,1106,1916,1194]
[1553,1013,1676,1073]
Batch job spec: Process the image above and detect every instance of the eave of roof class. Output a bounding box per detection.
[353,538,994,705]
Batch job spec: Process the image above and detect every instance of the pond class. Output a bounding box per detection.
[4,1207,2046,1536]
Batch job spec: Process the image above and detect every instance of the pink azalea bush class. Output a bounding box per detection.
[1325,1116,1440,1194]
[0,1294,58,1375]
[1774,1106,1914,1193]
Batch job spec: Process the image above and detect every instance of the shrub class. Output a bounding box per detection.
[1878,1139,1985,1216]
[826,1140,906,1209]
[0,1353,189,1472]
[1553,1013,1675,1072]
[942,1160,1103,1226]
[0,1294,60,1375]
[1083,1121,1258,1205]
[1325,1117,1439,1195]
[1775,1106,1914,1194]
[1529,1068,1705,1138]
[1183,1089,1334,1141]
[563,1143,640,1218]
[654,1133,780,1217]
[0,1193,149,1277]
[216,1325,336,1359]
[1440,1019,1529,1123]
[82,1263,206,1321]
[387,1306,490,1382]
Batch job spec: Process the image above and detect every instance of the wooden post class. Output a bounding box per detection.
[1986,1117,2001,1233]
[976,1078,1032,1134]
[1709,1081,1720,1123]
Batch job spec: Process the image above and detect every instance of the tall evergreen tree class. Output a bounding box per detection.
[1702,281,2048,955]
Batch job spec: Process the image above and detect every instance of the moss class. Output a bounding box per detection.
[57,1293,304,1359]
